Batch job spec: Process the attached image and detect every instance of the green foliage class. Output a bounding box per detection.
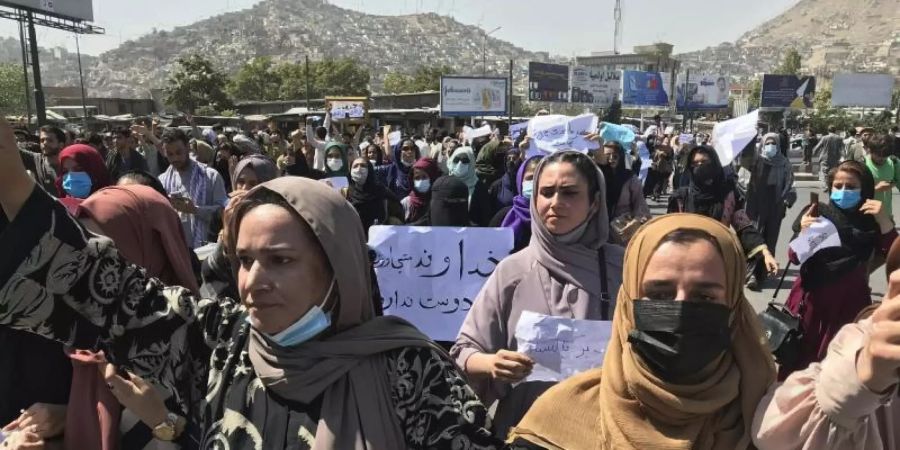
[313,58,371,97]
[0,64,27,115]
[194,105,220,116]
[773,48,802,76]
[382,65,454,94]
[602,100,623,124]
[228,57,370,101]
[813,85,832,111]
[749,79,762,110]
[228,57,282,101]
[164,55,233,114]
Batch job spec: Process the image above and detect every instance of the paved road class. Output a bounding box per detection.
[647,174,899,314]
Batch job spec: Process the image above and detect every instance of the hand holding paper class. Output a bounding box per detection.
[514,311,612,382]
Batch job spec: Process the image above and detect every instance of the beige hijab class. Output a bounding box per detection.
[235,176,443,450]
[509,214,776,450]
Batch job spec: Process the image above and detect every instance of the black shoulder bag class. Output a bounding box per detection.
[598,248,611,321]
[758,260,803,367]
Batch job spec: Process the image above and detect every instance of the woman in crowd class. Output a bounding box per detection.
[475,137,506,186]
[668,145,779,290]
[232,154,279,192]
[345,157,403,231]
[381,139,420,197]
[0,117,500,449]
[401,157,441,223]
[411,176,472,227]
[753,255,900,450]
[55,143,112,214]
[490,156,542,253]
[452,151,625,438]
[63,184,200,450]
[777,160,897,378]
[283,140,325,180]
[322,141,350,179]
[362,142,385,167]
[507,214,776,450]
[488,147,523,213]
[117,169,168,197]
[448,146,494,226]
[596,141,650,244]
[744,133,796,286]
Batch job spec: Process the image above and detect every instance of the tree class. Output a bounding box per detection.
[813,85,832,111]
[383,65,454,94]
[0,64,27,115]
[774,48,802,76]
[274,62,311,100]
[228,57,282,101]
[749,79,762,109]
[313,58,370,97]
[164,55,233,114]
[602,100,622,124]
[383,72,414,94]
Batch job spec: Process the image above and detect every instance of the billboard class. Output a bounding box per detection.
[440,76,508,117]
[0,0,94,22]
[529,62,570,103]
[570,67,621,107]
[621,70,671,107]
[761,75,816,109]
[831,73,895,108]
[676,73,730,110]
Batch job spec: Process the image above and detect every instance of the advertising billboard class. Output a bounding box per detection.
[0,0,94,22]
[761,75,815,109]
[676,73,730,110]
[831,73,895,108]
[621,70,671,107]
[570,67,621,107]
[529,62,570,103]
[440,76,508,117]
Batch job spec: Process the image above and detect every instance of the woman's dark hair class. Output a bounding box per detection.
[656,228,724,258]
[865,133,891,157]
[542,151,601,200]
[602,140,623,154]
[826,160,875,200]
[117,170,168,197]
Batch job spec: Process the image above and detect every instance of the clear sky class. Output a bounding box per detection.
[0,0,799,57]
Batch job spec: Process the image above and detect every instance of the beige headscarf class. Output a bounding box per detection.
[509,214,776,450]
[233,176,443,450]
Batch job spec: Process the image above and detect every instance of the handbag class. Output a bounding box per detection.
[757,261,803,367]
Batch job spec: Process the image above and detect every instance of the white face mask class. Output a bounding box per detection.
[351,167,368,184]
[452,162,470,178]
[327,158,343,172]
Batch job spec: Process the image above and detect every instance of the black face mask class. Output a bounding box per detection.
[692,163,719,187]
[506,159,521,177]
[627,300,731,383]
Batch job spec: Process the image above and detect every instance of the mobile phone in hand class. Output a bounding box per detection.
[809,192,819,217]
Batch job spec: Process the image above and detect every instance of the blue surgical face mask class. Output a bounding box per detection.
[762,144,778,159]
[522,180,534,199]
[414,179,431,193]
[62,171,92,199]
[254,277,336,347]
[451,162,470,178]
[831,188,862,210]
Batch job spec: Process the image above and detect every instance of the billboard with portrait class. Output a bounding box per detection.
[676,73,729,110]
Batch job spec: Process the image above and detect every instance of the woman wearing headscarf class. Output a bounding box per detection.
[232,154,279,192]
[507,214,777,450]
[488,145,522,212]
[345,157,403,232]
[452,151,625,439]
[668,145,779,290]
[410,175,472,227]
[776,161,897,379]
[322,141,350,178]
[744,133,796,287]
[55,143,112,214]
[595,141,650,245]
[0,124,500,450]
[63,184,200,450]
[448,146,495,226]
[401,158,441,223]
[475,137,505,186]
[380,139,420,198]
[489,155,543,253]
[283,141,326,180]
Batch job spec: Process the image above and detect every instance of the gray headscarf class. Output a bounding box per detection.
[761,132,790,187]
[233,134,261,155]
[238,177,443,450]
[231,154,278,186]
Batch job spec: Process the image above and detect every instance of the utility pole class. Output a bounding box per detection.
[18,21,31,127]
[508,59,513,125]
[26,11,46,126]
[75,34,88,128]
[613,0,623,55]
[305,55,311,110]
[482,26,501,76]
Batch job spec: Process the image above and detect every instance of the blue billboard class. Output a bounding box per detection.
[621,70,671,107]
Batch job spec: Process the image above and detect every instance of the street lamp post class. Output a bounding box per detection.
[482,26,502,76]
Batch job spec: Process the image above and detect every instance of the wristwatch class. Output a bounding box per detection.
[152,412,185,441]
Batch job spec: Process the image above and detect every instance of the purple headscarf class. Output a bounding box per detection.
[501,155,541,249]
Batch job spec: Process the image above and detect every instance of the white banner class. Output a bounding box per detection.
[527,113,600,155]
[712,109,760,166]
[832,73,895,108]
[515,311,612,382]
[570,67,621,107]
[789,217,842,265]
[368,226,514,341]
[440,76,509,117]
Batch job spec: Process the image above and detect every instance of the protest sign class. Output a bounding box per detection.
[527,114,599,154]
[761,75,815,109]
[515,311,612,382]
[326,97,367,123]
[679,133,695,145]
[509,121,529,142]
[570,67,621,107]
[321,176,349,191]
[637,141,652,183]
[529,62,570,102]
[464,124,493,142]
[789,217,842,265]
[387,131,402,147]
[621,70,672,107]
[831,73,895,108]
[440,76,509,116]
[368,226,514,341]
[676,73,729,110]
[712,109,760,166]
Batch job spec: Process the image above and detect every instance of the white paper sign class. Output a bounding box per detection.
[509,121,529,142]
[515,311,612,382]
[789,217,842,264]
[368,226,514,341]
[388,131,402,147]
[712,109,759,166]
[527,114,600,155]
[465,124,492,142]
[321,176,348,191]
